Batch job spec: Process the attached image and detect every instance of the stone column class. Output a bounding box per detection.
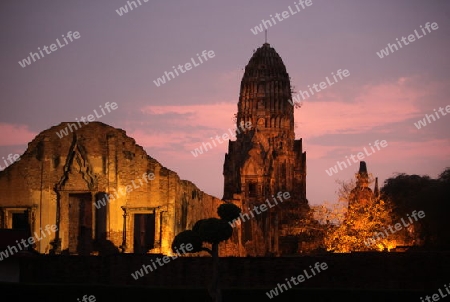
[120,207,127,253]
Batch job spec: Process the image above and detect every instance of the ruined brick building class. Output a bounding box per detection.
[0,122,231,256]
[223,43,310,256]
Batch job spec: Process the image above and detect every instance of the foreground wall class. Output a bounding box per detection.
[14,252,450,291]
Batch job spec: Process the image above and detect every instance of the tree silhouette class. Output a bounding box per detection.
[171,202,241,302]
[381,167,450,249]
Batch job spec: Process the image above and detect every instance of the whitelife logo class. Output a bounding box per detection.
[364,210,426,247]
[420,282,450,302]
[76,295,96,302]
[94,172,155,209]
[0,224,58,261]
[325,140,388,176]
[190,121,252,158]
[0,153,20,171]
[228,192,291,228]
[18,31,81,68]
[250,0,313,35]
[130,243,193,280]
[55,102,118,139]
[266,262,328,299]
[115,0,149,16]
[153,50,215,87]
[287,69,350,108]
[414,105,450,129]
[376,22,438,59]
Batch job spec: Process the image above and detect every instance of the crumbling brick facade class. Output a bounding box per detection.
[0,122,233,256]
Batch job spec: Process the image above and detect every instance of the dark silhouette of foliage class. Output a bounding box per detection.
[171,202,241,302]
[217,203,241,222]
[171,230,203,253]
[381,167,450,249]
[193,218,233,244]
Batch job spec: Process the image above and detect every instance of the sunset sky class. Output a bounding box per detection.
[1,0,449,206]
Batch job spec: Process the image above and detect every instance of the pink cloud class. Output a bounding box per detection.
[376,139,450,162]
[0,123,36,146]
[131,76,448,169]
[136,102,244,155]
[295,76,430,140]
[141,102,237,130]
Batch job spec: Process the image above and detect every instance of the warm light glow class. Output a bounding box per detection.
[376,243,385,251]
[386,241,396,252]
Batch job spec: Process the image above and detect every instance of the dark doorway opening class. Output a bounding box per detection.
[248,183,257,198]
[12,212,28,230]
[92,192,119,255]
[68,193,93,255]
[95,192,108,241]
[243,219,253,242]
[133,213,155,254]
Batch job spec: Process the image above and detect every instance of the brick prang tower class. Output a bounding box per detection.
[223,43,308,256]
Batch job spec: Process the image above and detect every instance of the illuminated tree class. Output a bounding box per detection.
[318,175,395,253]
[171,202,241,302]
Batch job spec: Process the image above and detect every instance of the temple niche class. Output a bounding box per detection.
[0,121,235,256]
[222,43,310,256]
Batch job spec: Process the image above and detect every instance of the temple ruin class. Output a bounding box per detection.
[0,122,234,256]
[0,43,314,257]
[223,43,310,256]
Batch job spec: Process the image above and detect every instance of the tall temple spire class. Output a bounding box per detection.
[223,43,308,256]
